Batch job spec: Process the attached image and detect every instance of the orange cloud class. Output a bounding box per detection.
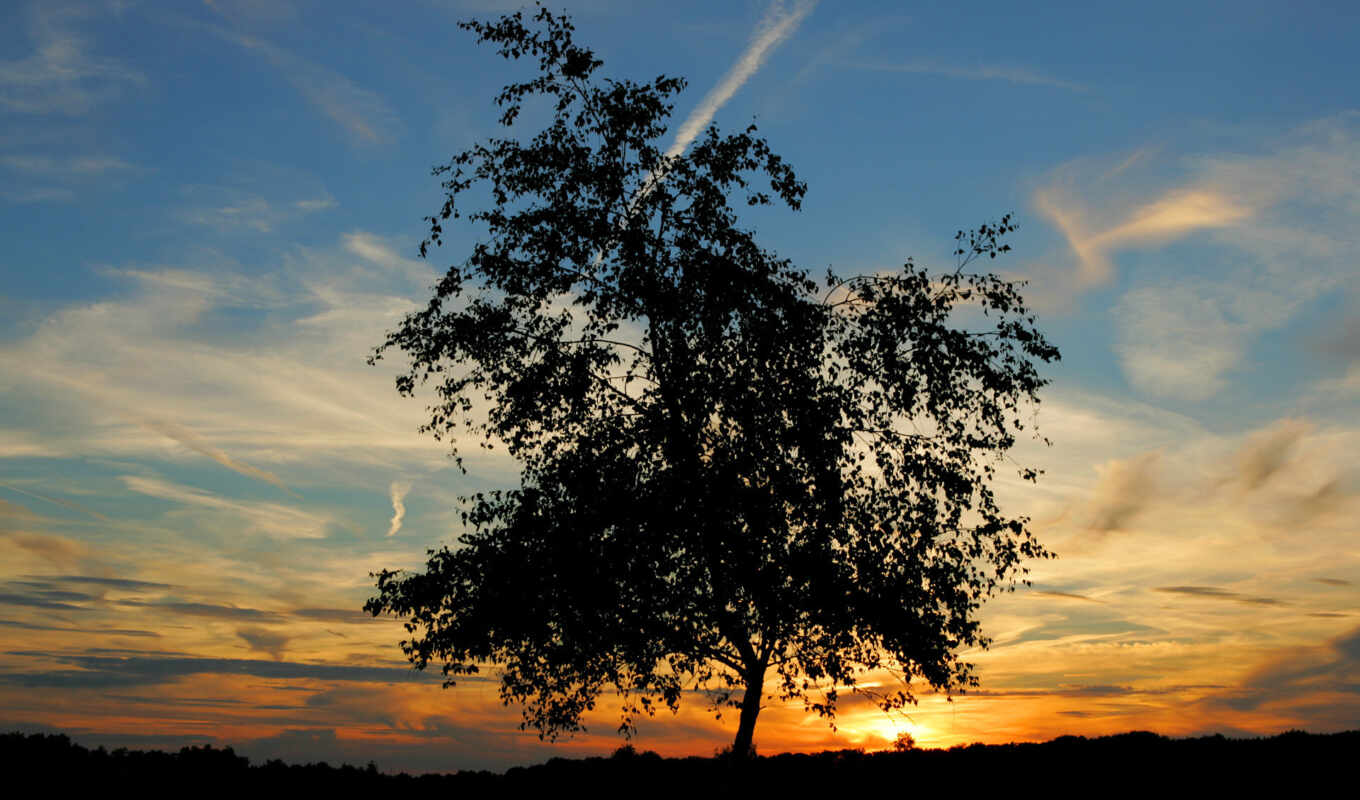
[1035,185,1251,287]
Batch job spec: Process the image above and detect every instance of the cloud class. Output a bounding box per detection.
[664,1,817,162]
[1110,284,1256,401]
[0,619,159,637]
[34,575,172,591]
[115,598,289,624]
[1082,451,1159,532]
[0,3,145,115]
[1155,586,1285,607]
[849,60,1085,92]
[342,231,435,286]
[176,194,277,233]
[1,582,96,604]
[615,1,817,252]
[1030,590,1104,604]
[290,608,386,624]
[1286,478,1350,525]
[0,531,88,565]
[1233,419,1309,491]
[294,196,337,211]
[108,599,385,627]
[141,419,298,497]
[207,26,400,145]
[1210,625,1360,712]
[0,652,450,688]
[0,232,514,500]
[0,483,110,521]
[1315,317,1360,362]
[1,186,77,204]
[236,626,290,660]
[0,499,40,522]
[1033,114,1360,399]
[120,475,329,539]
[175,186,336,233]
[1035,185,1251,288]
[0,591,90,611]
[386,482,410,537]
[203,0,300,26]
[0,155,135,175]
[3,156,133,200]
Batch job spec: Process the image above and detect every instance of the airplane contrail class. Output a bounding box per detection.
[142,419,300,499]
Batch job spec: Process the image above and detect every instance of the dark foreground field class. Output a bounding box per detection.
[3,729,1354,792]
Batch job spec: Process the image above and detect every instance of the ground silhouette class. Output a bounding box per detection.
[4,728,1352,791]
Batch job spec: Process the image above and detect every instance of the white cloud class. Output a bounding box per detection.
[342,232,436,287]
[618,1,817,246]
[175,186,335,233]
[1033,114,1360,399]
[1034,183,1251,289]
[1111,285,1255,402]
[294,196,337,211]
[386,481,410,537]
[663,0,818,162]
[0,234,505,485]
[0,3,145,115]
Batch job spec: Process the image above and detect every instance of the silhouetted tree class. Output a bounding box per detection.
[366,6,1059,758]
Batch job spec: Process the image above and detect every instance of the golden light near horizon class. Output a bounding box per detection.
[2,0,1358,775]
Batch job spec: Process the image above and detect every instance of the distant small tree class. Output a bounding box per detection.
[366,6,1059,758]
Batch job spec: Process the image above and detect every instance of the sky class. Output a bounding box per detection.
[1,0,1358,774]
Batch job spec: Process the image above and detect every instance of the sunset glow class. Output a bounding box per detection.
[2,0,1358,774]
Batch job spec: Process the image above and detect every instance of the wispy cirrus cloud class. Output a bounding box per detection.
[175,185,336,233]
[120,476,329,539]
[0,155,135,175]
[0,652,440,688]
[1033,114,1360,400]
[140,419,298,498]
[1035,184,1251,288]
[36,575,173,591]
[205,25,401,145]
[0,236,463,476]
[0,3,146,115]
[1155,585,1285,607]
[849,60,1086,92]
[0,484,110,522]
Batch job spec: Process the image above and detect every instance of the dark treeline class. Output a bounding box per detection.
[3,729,1353,791]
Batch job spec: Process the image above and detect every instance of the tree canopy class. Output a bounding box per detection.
[365,6,1060,757]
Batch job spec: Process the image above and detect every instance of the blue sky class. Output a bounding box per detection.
[2,0,1358,773]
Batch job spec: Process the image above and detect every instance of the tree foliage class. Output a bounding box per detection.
[365,6,1059,755]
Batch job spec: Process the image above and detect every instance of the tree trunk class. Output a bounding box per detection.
[729,664,764,760]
